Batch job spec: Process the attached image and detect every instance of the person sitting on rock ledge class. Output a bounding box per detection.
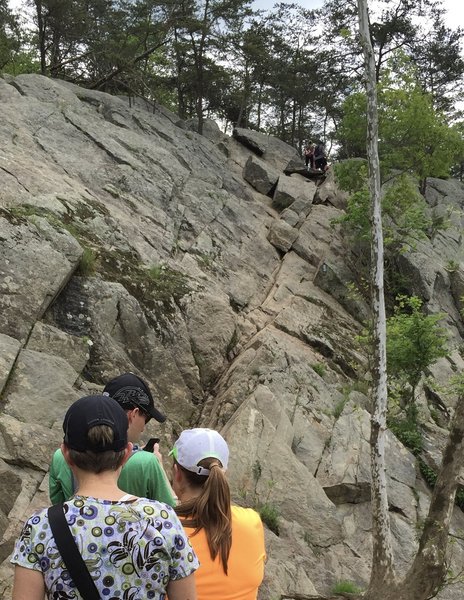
[49,372,176,506]
[11,394,198,600]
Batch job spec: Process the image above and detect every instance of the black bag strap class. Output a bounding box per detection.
[47,503,101,600]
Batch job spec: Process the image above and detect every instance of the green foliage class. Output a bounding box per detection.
[455,487,464,511]
[386,296,448,404]
[445,260,459,273]
[331,580,363,595]
[252,460,262,483]
[419,459,438,488]
[256,502,280,536]
[333,397,348,420]
[417,457,464,512]
[388,414,423,456]
[0,0,21,70]
[311,363,326,377]
[334,162,431,253]
[77,247,97,276]
[2,48,40,75]
[337,57,463,184]
[146,264,190,304]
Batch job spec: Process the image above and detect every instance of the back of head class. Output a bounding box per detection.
[103,372,166,423]
[172,429,232,573]
[63,395,128,473]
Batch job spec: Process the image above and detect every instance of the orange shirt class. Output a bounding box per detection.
[182,505,266,600]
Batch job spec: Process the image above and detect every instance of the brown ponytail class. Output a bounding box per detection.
[175,457,232,574]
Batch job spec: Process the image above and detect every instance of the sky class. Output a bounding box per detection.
[7,0,464,29]
[251,0,462,31]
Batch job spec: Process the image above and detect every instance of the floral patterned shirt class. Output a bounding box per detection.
[11,495,199,600]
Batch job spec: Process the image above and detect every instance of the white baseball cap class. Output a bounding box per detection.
[170,428,229,476]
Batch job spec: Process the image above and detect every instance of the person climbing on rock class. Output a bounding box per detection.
[314,141,328,171]
[304,142,315,170]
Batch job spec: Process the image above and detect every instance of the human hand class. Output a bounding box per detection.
[153,442,163,464]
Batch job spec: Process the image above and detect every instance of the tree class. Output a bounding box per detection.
[321,0,464,116]
[0,0,21,70]
[356,0,394,592]
[337,58,463,194]
[170,0,252,134]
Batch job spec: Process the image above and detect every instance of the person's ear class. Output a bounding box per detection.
[126,408,137,424]
[122,442,133,466]
[61,442,74,467]
[173,463,183,483]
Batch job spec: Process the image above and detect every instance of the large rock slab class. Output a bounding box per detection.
[317,403,417,519]
[27,322,90,374]
[223,387,344,547]
[2,348,79,427]
[0,213,82,342]
[0,414,62,471]
[0,334,21,395]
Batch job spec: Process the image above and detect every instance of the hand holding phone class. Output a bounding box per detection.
[143,437,160,453]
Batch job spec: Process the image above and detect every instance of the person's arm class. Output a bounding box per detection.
[166,573,197,600]
[153,442,178,503]
[12,566,45,600]
[146,451,176,506]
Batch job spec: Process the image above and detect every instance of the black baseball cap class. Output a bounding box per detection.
[103,373,166,423]
[63,395,128,452]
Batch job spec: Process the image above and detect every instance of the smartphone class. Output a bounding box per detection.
[143,437,160,452]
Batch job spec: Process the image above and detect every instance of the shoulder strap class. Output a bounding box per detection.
[47,503,101,600]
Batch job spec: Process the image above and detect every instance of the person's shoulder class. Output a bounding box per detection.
[24,506,50,527]
[126,448,160,467]
[134,498,178,519]
[52,447,64,460]
[231,505,262,525]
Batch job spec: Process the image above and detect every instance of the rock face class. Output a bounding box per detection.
[1,73,464,599]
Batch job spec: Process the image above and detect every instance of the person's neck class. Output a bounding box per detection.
[73,469,126,501]
[176,486,200,504]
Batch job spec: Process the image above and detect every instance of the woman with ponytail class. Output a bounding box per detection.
[170,429,266,600]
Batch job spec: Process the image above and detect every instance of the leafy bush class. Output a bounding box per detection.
[388,416,423,456]
[334,163,431,253]
[311,363,326,377]
[387,295,448,408]
[332,580,363,595]
[77,247,97,276]
[257,502,280,536]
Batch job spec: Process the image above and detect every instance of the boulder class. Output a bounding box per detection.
[243,155,280,196]
[267,220,299,252]
[272,173,316,211]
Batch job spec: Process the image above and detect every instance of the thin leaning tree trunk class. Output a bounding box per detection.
[395,395,464,599]
[356,0,396,594]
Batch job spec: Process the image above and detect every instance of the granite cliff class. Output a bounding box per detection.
[1,74,464,598]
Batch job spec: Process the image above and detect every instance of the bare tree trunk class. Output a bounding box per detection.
[393,396,464,599]
[356,0,396,594]
[34,0,46,75]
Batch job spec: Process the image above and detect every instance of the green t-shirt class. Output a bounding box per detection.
[49,447,175,506]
